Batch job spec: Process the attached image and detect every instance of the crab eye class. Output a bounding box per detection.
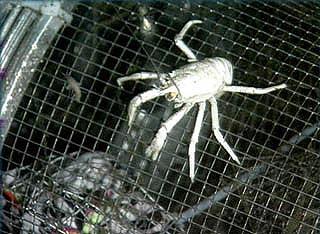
[166,92,178,101]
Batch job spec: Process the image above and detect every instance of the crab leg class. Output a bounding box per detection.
[210,98,240,164]
[174,20,202,62]
[127,87,174,127]
[146,103,194,160]
[223,83,287,94]
[117,72,166,87]
[188,101,206,182]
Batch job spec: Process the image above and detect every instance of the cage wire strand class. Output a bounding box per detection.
[1,1,320,233]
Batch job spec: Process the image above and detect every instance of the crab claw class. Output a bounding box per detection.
[145,129,166,160]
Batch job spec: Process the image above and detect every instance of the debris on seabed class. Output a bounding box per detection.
[1,152,182,234]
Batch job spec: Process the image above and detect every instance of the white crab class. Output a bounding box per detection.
[118,20,286,182]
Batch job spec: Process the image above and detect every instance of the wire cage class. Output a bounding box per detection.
[1,1,320,233]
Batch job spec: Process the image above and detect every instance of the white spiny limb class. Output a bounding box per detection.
[128,87,174,127]
[210,98,241,164]
[174,20,202,62]
[117,72,166,87]
[146,103,193,160]
[223,83,287,94]
[188,101,206,182]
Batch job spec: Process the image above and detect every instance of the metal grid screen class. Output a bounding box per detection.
[1,1,320,233]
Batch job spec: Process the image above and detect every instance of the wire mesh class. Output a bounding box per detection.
[1,1,320,233]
